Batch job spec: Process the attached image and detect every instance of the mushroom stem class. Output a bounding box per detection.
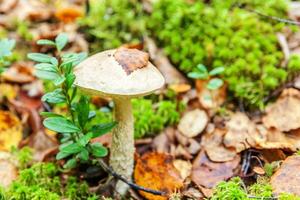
[110,97,134,195]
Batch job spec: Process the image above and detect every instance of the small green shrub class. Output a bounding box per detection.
[149,0,298,109]
[80,0,146,51]
[0,38,15,73]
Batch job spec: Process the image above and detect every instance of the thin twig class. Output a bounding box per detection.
[97,159,165,196]
[235,3,300,26]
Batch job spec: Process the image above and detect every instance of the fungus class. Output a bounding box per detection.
[74,47,165,195]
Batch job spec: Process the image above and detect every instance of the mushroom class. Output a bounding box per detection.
[74,47,165,195]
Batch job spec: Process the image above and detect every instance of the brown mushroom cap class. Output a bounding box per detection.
[74,49,165,98]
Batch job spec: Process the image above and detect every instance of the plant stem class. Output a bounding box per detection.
[109,97,134,195]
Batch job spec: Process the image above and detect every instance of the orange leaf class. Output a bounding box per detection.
[134,152,184,200]
[55,7,83,23]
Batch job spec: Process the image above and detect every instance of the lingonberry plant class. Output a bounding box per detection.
[0,38,15,74]
[27,33,116,169]
[188,64,225,90]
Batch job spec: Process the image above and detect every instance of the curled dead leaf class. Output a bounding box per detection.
[134,152,183,200]
[263,88,300,132]
[192,150,240,189]
[169,83,191,93]
[178,109,208,138]
[0,111,22,151]
[271,155,300,196]
[202,129,237,162]
[173,159,192,181]
[224,112,258,152]
[114,47,149,75]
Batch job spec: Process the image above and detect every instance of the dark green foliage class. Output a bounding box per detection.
[148,0,299,109]
[80,0,146,51]
[2,162,97,200]
[28,34,116,169]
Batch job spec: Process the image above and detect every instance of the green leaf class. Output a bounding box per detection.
[90,143,108,157]
[65,73,75,89]
[187,72,208,79]
[207,78,224,90]
[27,53,53,63]
[53,76,66,86]
[197,64,208,74]
[34,63,57,72]
[76,96,90,129]
[209,67,225,76]
[40,112,63,118]
[34,69,60,80]
[50,57,59,67]
[37,39,56,46]
[78,132,93,147]
[60,142,82,154]
[61,52,87,67]
[43,117,81,133]
[0,39,15,58]
[42,89,66,104]
[91,122,117,138]
[63,158,77,169]
[56,151,71,160]
[77,149,89,161]
[55,33,68,51]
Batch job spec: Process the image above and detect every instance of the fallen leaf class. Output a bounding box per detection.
[2,62,35,84]
[202,129,237,162]
[178,109,208,138]
[263,88,300,132]
[224,112,258,152]
[253,166,265,175]
[173,159,192,181]
[144,37,188,85]
[0,83,18,102]
[195,79,226,111]
[134,152,184,200]
[0,152,18,188]
[192,150,240,189]
[271,155,300,196]
[114,47,149,75]
[0,111,22,151]
[55,6,83,23]
[0,0,18,13]
[256,125,300,151]
[169,84,191,93]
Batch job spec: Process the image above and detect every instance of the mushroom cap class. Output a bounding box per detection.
[74,49,165,98]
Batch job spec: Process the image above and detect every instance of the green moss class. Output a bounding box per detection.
[80,0,146,51]
[2,162,98,200]
[11,146,33,169]
[149,0,297,109]
[211,177,248,200]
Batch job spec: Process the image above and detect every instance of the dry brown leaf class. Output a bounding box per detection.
[255,125,300,151]
[253,166,265,175]
[0,111,22,151]
[263,88,300,132]
[169,83,191,93]
[0,152,18,188]
[271,155,300,196]
[202,129,237,162]
[55,6,83,23]
[178,109,208,138]
[173,159,192,181]
[224,112,258,152]
[192,150,240,189]
[134,152,184,200]
[2,62,35,84]
[195,79,226,110]
[114,47,149,75]
[144,37,188,85]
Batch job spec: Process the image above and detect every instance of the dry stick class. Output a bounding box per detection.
[97,159,165,196]
[235,3,300,26]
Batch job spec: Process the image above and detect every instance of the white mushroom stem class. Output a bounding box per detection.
[109,97,135,195]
